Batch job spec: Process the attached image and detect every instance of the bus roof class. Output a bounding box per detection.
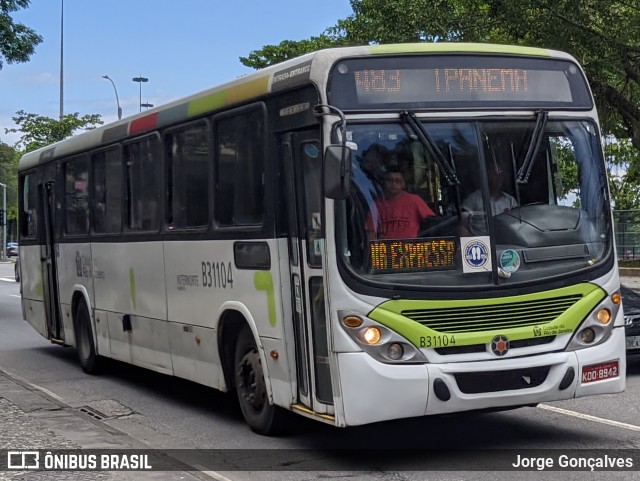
[18,42,569,171]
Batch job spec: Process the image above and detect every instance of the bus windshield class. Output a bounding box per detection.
[337,118,611,289]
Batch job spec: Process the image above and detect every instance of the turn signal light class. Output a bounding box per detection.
[611,292,621,304]
[343,316,363,328]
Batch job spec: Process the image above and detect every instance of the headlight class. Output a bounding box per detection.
[361,327,382,345]
[566,291,621,352]
[338,310,427,364]
[595,308,611,324]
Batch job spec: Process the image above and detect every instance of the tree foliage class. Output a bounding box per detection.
[5,110,103,153]
[606,138,640,210]
[241,0,640,207]
[0,0,42,69]
[0,141,19,226]
[241,0,640,144]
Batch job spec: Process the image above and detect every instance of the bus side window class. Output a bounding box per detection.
[92,148,122,234]
[64,156,90,236]
[214,107,265,227]
[124,136,160,232]
[20,173,38,238]
[165,121,210,230]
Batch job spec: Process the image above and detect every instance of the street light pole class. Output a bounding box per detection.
[102,75,122,120]
[59,0,64,120]
[0,183,6,261]
[132,76,149,112]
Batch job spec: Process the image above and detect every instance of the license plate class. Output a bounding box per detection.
[581,361,619,384]
[626,336,640,349]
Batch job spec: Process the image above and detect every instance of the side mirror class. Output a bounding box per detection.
[324,144,352,200]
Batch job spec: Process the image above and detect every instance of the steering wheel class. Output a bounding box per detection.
[419,215,458,237]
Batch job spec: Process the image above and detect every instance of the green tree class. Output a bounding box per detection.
[5,110,103,153]
[0,0,42,69]
[606,138,640,209]
[241,0,640,144]
[241,0,640,208]
[0,141,19,238]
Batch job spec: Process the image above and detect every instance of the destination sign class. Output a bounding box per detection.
[370,238,457,273]
[329,55,592,110]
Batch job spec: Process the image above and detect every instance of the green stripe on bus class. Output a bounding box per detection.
[254,271,276,327]
[368,283,604,347]
[129,268,136,309]
[188,91,226,117]
[188,75,270,118]
[368,43,551,57]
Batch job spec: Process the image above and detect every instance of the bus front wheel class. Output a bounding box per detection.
[234,326,285,435]
[75,301,100,374]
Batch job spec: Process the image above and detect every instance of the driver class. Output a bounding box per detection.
[365,167,435,240]
[459,166,518,236]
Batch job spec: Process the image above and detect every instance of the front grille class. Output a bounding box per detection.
[402,295,582,333]
[434,335,555,355]
[455,366,551,394]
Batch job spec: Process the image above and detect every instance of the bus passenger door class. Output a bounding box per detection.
[281,132,334,416]
[38,181,64,342]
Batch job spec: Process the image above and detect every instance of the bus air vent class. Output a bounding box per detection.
[454,366,551,394]
[402,295,582,333]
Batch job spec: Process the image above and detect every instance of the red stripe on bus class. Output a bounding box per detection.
[130,113,158,135]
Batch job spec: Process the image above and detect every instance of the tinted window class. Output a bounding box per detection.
[64,157,90,236]
[20,173,38,239]
[215,108,265,226]
[124,136,160,231]
[93,149,122,234]
[166,122,210,229]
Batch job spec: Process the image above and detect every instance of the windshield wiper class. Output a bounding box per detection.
[516,110,548,184]
[401,111,459,186]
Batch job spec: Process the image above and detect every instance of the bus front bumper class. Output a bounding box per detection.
[336,327,625,427]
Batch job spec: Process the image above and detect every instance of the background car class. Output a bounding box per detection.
[6,242,18,257]
[621,284,640,360]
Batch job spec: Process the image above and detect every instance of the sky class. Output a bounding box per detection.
[0,0,353,146]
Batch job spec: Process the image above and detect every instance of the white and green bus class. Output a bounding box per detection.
[17,43,625,435]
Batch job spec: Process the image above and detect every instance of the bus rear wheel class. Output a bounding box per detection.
[75,301,100,374]
[234,326,285,435]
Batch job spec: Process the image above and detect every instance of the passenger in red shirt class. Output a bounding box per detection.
[365,169,435,240]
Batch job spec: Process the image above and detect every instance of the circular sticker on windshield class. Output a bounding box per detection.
[304,143,319,158]
[464,240,489,269]
[500,249,521,273]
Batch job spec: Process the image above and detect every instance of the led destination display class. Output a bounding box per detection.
[370,238,457,273]
[329,55,592,109]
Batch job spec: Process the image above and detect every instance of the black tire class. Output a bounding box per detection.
[75,301,100,374]
[234,326,286,435]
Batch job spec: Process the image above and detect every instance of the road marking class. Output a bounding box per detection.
[539,404,640,432]
[10,294,20,298]
[0,277,16,282]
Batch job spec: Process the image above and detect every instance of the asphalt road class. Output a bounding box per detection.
[1,261,639,480]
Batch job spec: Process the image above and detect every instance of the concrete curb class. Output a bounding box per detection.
[0,368,206,480]
[620,267,640,277]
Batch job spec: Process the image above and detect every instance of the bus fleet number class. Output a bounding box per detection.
[202,261,234,289]
[420,335,456,348]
